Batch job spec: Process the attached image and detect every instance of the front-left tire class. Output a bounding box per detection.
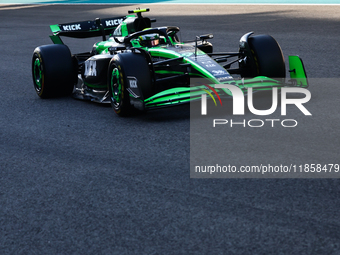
[32,44,75,98]
[108,52,153,116]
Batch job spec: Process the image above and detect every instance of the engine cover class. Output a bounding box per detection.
[83,54,113,89]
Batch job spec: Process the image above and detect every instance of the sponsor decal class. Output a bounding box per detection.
[217,76,233,82]
[200,60,216,68]
[212,70,227,76]
[62,24,81,31]
[84,60,97,76]
[105,18,124,27]
[128,77,138,88]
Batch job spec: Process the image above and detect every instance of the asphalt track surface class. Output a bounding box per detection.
[1,4,340,254]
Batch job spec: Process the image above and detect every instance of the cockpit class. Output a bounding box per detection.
[110,9,180,48]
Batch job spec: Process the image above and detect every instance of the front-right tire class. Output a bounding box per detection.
[240,34,286,79]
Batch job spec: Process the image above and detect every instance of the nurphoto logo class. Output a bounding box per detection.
[201,84,312,128]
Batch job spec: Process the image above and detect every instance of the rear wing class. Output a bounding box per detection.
[49,16,126,44]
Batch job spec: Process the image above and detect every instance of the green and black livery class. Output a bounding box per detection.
[32,8,308,116]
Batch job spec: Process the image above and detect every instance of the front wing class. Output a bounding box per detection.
[142,56,308,110]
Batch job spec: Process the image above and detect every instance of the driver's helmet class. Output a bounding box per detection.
[139,33,160,47]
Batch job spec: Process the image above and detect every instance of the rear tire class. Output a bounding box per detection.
[32,44,75,98]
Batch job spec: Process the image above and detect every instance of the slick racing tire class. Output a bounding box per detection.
[32,44,75,98]
[247,35,286,79]
[108,52,152,117]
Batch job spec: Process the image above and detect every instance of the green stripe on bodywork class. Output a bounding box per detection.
[84,82,107,89]
[144,86,223,107]
[155,70,207,79]
[144,76,284,108]
[149,47,220,84]
[235,76,281,89]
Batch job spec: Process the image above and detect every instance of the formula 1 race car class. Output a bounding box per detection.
[32,8,308,116]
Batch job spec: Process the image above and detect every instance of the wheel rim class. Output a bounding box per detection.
[110,67,122,108]
[33,57,43,92]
